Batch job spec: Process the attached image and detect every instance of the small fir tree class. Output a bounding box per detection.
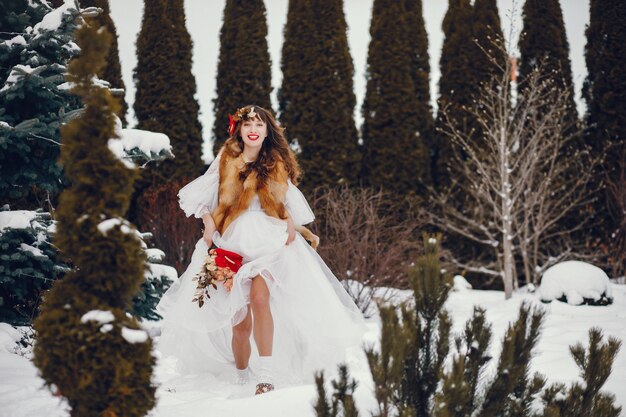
[79,0,128,125]
[361,0,430,196]
[279,0,360,190]
[33,20,155,417]
[320,235,621,417]
[314,365,360,417]
[541,328,622,417]
[213,0,273,154]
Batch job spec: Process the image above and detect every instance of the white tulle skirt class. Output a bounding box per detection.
[156,208,365,384]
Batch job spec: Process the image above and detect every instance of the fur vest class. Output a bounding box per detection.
[211,140,319,250]
[212,144,289,235]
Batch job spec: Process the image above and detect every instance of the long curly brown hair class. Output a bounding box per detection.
[221,105,302,185]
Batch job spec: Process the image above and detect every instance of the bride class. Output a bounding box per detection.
[156,105,365,395]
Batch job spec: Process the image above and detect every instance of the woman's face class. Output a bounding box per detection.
[240,116,268,149]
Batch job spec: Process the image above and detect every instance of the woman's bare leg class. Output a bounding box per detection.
[232,307,252,369]
[250,275,273,356]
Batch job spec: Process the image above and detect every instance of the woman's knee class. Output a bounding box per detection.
[250,278,270,311]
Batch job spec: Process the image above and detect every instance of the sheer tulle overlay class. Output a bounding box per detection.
[156,155,365,384]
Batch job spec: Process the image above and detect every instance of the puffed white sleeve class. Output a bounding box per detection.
[178,153,220,218]
[285,179,315,226]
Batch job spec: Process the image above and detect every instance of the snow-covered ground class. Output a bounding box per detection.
[1,285,624,417]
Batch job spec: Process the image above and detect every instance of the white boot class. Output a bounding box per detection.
[255,356,275,395]
[235,367,250,385]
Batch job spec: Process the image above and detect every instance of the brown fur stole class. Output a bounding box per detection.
[211,141,319,249]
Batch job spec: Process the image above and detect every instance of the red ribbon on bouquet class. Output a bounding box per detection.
[214,247,243,273]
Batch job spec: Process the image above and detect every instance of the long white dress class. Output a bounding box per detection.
[156,154,365,385]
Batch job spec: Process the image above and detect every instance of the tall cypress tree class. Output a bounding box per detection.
[471,0,506,94]
[433,0,474,189]
[33,20,155,417]
[518,0,577,121]
[134,0,203,186]
[404,0,434,191]
[279,0,360,189]
[279,0,316,172]
[361,0,429,196]
[80,0,128,125]
[212,0,272,154]
[583,0,626,275]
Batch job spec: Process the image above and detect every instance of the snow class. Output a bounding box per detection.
[33,0,75,34]
[19,243,45,258]
[146,248,166,262]
[0,323,22,354]
[0,210,37,232]
[80,310,114,325]
[0,285,624,416]
[2,35,27,47]
[147,264,178,283]
[121,327,148,344]
[96,218,132,235]
[107,116,172,168]
[0,65,46,93]
[452,275,472,291]
[539,261,612,305]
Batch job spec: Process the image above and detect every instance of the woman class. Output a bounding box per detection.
[157,105,364,396]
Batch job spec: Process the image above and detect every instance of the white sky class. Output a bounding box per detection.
[108,0,590,161]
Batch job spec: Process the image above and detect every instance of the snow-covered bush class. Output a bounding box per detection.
[0,206,68,325]
[539,261,613,306]
[131,231,177,321]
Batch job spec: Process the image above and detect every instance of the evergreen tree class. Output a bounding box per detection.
[0,0,48,37]
[583,0,626,276]
[361,0,430,196]
[0,207,67,325]
[80,0,128,125]
[279,0,360,190]
[471,0,506,98]
[518,0,577,122]
[0,0,82,210]
[541,329,622,417]
[315,365,360,417]
[404,0,434,190]
[433,0,473,189]
[33,20,156,416]
[322,236,621,416]
[212,0,272,154]
[134,0,203,186]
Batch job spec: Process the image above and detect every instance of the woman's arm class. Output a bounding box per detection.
[202,212,216,247]
[286,213,296,245]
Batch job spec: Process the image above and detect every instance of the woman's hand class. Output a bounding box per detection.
[201,213,216,248]
[286,215,296,245]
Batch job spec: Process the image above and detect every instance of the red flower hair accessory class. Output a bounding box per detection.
[228,114,237,136]
[227,106,258,136]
